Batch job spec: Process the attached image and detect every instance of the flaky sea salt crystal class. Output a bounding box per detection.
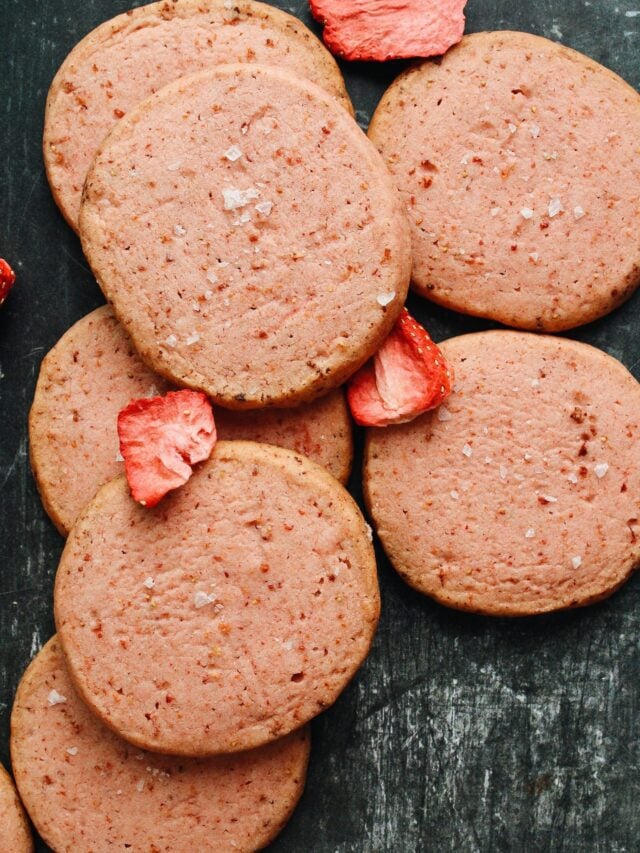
[594,462,609,478]
[222,186,260,210]
[194,591,216,609]
[525,529,535,539]
[529,123,541,138]
[48,690,67,706]
[528,252,539,262]
[450,490,460,500]
[376,292,395,307]
[437,406,452,422]
[462,443,473,458]
[204,290,213,301]
[491,207,501,217]
[143,577,155,589]
[206,270,218,286]
[530,377,540,387]
[573,206,586,220]
[255,201,273,216]
[365,523,373,542]
[520,208,534,219]
[235,212,252,225]
[167,160,182,171]
[571,556,583,569]
[136,780,145,793]
[185,332,200,346]
[115,451,124,463]
[499,464,508,480]
[67,746,79,756]
[173,224,186,237]
[541,494,558,503]
[548,197,563,217]
[224,145,242,162]
[567,472,579,484]
[164,334,177,348]
[508,123,517,134]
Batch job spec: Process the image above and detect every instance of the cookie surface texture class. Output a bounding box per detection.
[368,31,640,331]
[29,306,172,536]
[215,391,353,484]
[44,0,353,230]
[55,442,379,754]
[0,762,33,853]
[364,331,640,616]
[11,638,309,852]
[78,64,410,408]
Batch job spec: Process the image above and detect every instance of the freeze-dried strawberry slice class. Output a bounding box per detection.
[347,309,453,426]
[309,0,466,62]
[117,390,216,507]
[0,259,16,305]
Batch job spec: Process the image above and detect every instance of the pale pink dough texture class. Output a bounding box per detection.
[368,31,640,331]
[0,763,33,853]
[55,442,379,755]
[78,64,411,408]
[29,306,172,536]
[44,0,353,230]
[365,332,640,616]
[215,393,353,484]
[11,638,310,852]
[30,306,353,536]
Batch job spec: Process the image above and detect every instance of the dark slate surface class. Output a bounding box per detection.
[1,0,639,850]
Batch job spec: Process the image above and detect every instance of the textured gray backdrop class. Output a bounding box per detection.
[0,0,639,850]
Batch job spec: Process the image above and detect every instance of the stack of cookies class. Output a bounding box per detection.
[6,1,640,849]
[16,2,395,848]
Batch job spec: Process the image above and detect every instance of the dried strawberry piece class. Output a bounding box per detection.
[117,390,216,507]
[347,308,453,426]
[0,259,16,305]
[309,0,466,62]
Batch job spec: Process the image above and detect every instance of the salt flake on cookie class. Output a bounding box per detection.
[347,308,453,426]
[117,390,216,507]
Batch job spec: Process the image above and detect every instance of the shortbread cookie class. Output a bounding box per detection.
[55,442,379,754]
[0,763,32,853]
[29,306,172,536]
[11,637,309,852]
[364,331,640,616]
[368,31,640,331]
[79,64,411,407]
[30,306,353,536]
[44,0,353,230]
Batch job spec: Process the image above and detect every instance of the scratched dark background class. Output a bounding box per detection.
[1,0,639,850]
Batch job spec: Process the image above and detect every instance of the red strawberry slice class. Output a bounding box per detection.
[117,390,216,507]
[347,308,453,426]
[309,0,466,62]
[0,259,16,305]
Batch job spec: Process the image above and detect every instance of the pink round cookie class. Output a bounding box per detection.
[44,0,353,231]
[29,306,172,536]
[11,637,310,852]
[0,763,32,853]
[30,306,353,537]
[364,331,640,616]
[79,64,411,408]
[55,441,379,755]
[368,31,640,331]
